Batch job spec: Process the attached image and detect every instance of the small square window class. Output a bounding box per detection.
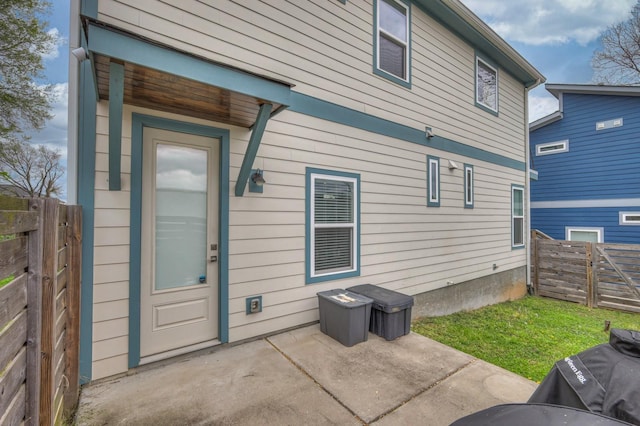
[476,56,498,114]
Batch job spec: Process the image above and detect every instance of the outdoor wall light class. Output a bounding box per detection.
[425,126,434,139]
[249,169,265,193]
[71,47,88,62]
[251,169,266,186]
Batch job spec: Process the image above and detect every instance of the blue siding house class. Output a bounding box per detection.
[530,84,640,244]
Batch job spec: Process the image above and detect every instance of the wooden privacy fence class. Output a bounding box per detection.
[531,230,640,313]
[0,196,82,425]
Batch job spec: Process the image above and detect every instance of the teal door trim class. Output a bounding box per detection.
[129,113,230,368]
[78,38,97,385]
[235,103,273,196]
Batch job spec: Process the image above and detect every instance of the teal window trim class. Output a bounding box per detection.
[464,163,474,208]
[475,52,499,116]
[427,155,440,207]
[373,0,412,88]
[511,184,525,249]
[305,167,361,284]
[80,0,98,19]
[128,113,230,368]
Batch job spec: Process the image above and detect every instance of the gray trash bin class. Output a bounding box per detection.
[347,284,414,341]
[317,289,373,347]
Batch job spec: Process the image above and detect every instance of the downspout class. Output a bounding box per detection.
[67,0,81,204]
[524,82,539,294]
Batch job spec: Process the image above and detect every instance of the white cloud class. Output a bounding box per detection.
[461,0,636,46]
[28,82,68,158]
[42,28,66,61]
[528,94,559,123]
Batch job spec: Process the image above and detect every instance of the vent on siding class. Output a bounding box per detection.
[596,117,623,131]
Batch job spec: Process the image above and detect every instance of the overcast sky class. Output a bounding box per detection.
[33,1,638,199]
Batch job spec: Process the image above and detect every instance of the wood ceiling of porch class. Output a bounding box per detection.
[94,54,280,128]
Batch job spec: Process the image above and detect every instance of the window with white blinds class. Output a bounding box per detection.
[374,0,411,87]
[307,169,360,283]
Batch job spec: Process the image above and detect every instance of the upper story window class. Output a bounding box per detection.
[476,55,498,114]
[374,0,411,87]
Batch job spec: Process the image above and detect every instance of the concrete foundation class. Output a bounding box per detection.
[412,266,527,318]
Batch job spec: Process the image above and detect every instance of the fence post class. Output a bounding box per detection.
[39,198,59,425]
[63,206,82,416]
[25,199,44,426]
[585,242,593,308]
[531,230,539,295]
[591,243,598,308]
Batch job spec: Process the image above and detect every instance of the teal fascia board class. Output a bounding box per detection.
[289,92,525,171]
[129,114,230,368]
[78,55,97,384]
[108,62,124,190]
[87,23,291,106]
[80,0,98,19]
[235,103,273,197]
[413,0,539,87]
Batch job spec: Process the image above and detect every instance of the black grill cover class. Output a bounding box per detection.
[528,329,640,425]
[450,403,634,426]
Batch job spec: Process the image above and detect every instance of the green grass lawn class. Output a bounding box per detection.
[0,276,13,289]
[411,295,639,382]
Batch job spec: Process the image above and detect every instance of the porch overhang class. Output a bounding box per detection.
[85,22,292,193]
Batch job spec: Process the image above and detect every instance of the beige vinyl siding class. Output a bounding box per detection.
[89,100,525,376]
[96,0,527,162]
[88,1,532,376]
[226,109,526,340]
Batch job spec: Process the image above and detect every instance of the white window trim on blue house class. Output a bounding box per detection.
[373,0,411,88]
[475,54,499,115]
[427,155,440,207]
[536,140,569,156]
[306,168,361,284]
[566,227,604,243]
[512,185,524,248]
[620,212,640,226]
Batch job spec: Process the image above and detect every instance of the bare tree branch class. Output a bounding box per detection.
[0,139,64,198]
[592,2,640,85]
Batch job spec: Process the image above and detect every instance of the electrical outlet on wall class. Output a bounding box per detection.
[246,296,262,314]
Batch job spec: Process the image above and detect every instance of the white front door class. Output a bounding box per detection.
[140,127,219,361]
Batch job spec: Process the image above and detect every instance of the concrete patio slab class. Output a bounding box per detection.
[372,358,539,425]
[74,324,537,425]
[268,326,474,424]
[76,338,360,425]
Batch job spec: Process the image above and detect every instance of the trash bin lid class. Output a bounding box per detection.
[347,284,413,313]
[317,289,373,308]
